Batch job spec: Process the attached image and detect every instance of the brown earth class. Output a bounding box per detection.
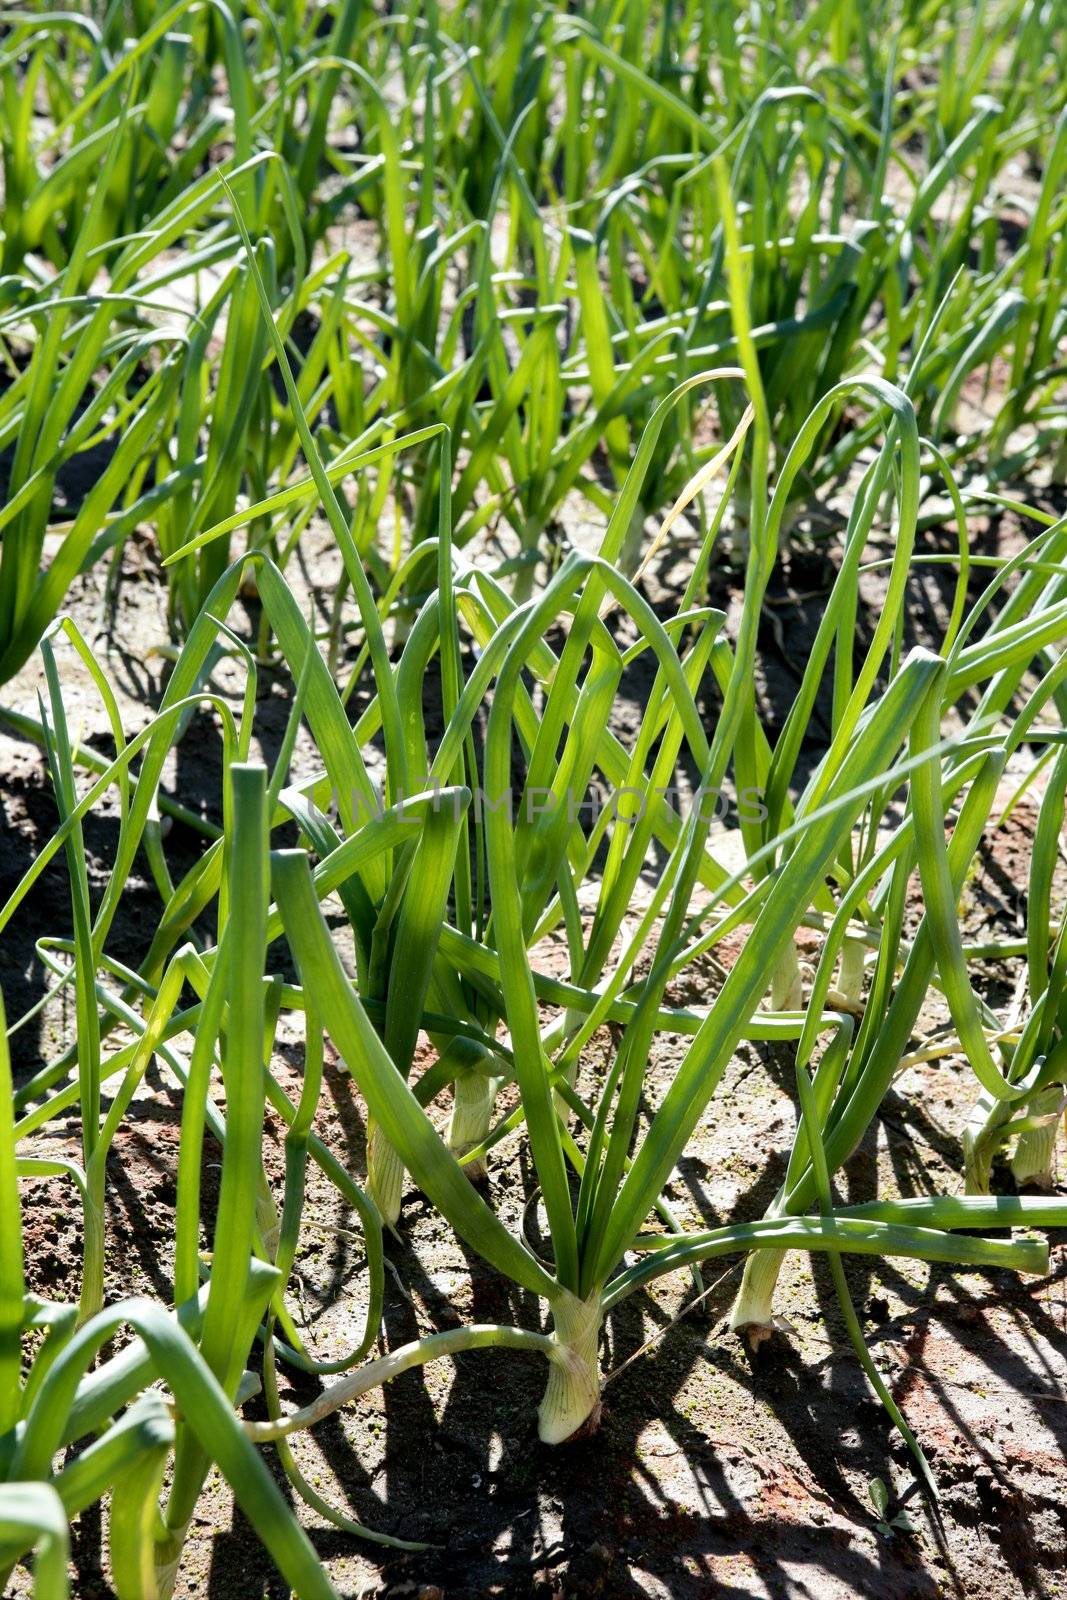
[4,502,1067,1600]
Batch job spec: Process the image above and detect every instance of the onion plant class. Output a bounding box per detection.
[271,459,1067,1475]
[4,2,1067,1588]
[8,356,1066,1583]
[0,841,341,1600]
[731,501,1067,1327]
[3,0,1063,683]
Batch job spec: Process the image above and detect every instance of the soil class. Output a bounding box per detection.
[4,496,1067,1600]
